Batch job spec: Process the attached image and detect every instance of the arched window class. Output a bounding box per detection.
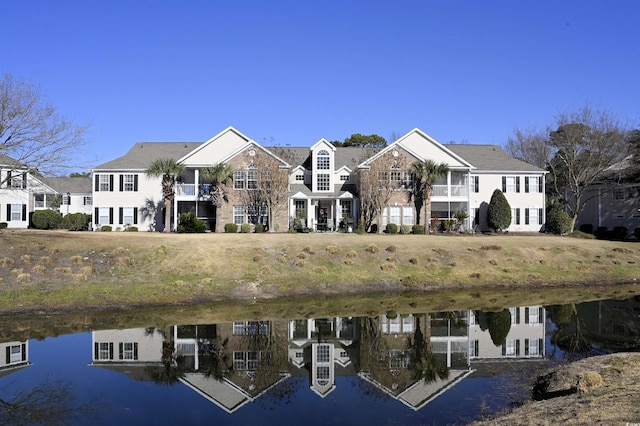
[317,150,330,170]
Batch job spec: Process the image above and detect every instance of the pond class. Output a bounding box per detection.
[1,295,639,425]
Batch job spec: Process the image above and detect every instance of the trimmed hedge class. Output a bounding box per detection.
[62,213,91,231]
[224,223,238,233]
[32,210,63,230]
[412,224,425,234]
[487,189,511,232]
[385,223,398,234]
[546,209,572,235]
[177,212,207,233]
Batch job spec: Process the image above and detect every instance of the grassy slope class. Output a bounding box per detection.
[0,229,639,317]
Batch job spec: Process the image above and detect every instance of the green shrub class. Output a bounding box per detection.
[412,224,425,235]
[488,309,512,346]
[241,223,251,233]
[32,210,63,230]
[100,225,112,232]
[546,209,572,235]
[224,223,238,233]
[487,189,511,232]
[399,224,411,234]
[127,226,139,232]
[441,219,455,232]
[385,223,398,234]
[62,213,91,231]
[287,229,297,234]
[579,224,594,234]
[0,222,7,229]
[612,226,628,240]
[177,212,207,233]
[355,227,366,235]
[255,223,264,233]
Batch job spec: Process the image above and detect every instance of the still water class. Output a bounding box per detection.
[1,296,639,425]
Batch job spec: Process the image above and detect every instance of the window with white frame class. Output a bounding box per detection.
[98,207,110,225]
[10,204,22,221]
[233,171,245,190]
[98,342,111,360]
[613,188,625,200]
[526,176,541,193]
[505,339,517,356]
[295,173,304,181]
[122,207,134,225]
[316,344,330,363]
[122,174,136,191]
[527,306,540,324]
[526,339,540,356]
[340,175,349,181]
[233,351,245,370]
[10,173,24,189]
[403,206,414,226]
[526,208,543,225]
[504,176,519,193]
[471,176,480,193]
[510,307,519,324]
[84,196,92,206]
[317,366,330,384]
[99,174,111,191]
[295,200,306,217]
[511,208,520,225]
[317,173,330,191]
[389,206,401,225]
[233,206,244,225]
[233,322,245,335]
[247,170,258,190]
[402,315,414,333]
[317,150,330,170]
[246,351,258,370]
[9,345,22,363]
[122,342,136,360]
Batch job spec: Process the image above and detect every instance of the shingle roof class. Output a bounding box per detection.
[444,144,545,172]
[271,146,373,170]
[0,153,27,168]
[41,177,92,194]
[94,142,203,170]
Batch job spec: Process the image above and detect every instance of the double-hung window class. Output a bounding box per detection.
[233,171,245,190]
[121,174,137,192]
[503,176,519,193]
[99,175,112,192]
[122,207,134,225]
[525,176,541,193]
[10,204,23,221]
[317,174,330,191]
[233,206,244,225]
[99,207,110,225]
[317,150,330,170]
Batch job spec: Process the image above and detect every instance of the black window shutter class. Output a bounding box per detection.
[119,342,123,360]
[94,342,99,360]
[516,177,520,193]
[133,207,138,224]
[94,208,99,224]
[525,307,529,323]
[474,340,479,357]
[109,208,113,224]
[95,175,100,191]
[502,176,506,192]
[474,208,479,225]
[134,175,138,191]
[6,204,11,221]
[502,344,506,356]
[516,339,520,356]
[21,343,26,362]
[5,347,9,364]
[538,339,543,353]
[539,307,544,321]
[119,175,124,192]
[109,174,114,192]
[21,205,26,221]
[525,209,530,225]
[109,342,114,360]
[516,307,520,324]
[525,339,529,355]
[538,208,544,225]
[134,343,138,360]
[6,171,11,188]
[22,173,27,189]
[538,178,543,193]
[516,208,520,225]
[524,177,529,193]
[119,208,123,224]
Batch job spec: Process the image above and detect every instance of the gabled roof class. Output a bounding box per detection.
[0,153,28,169]
[94,142,202,171]
[445,144,545,173]
[41,177,92,194]
[271,146,371,171]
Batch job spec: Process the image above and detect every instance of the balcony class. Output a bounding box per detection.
[433,185,468,198]
[176,184,196,197]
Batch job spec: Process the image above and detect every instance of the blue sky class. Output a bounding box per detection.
[1,0,639,172]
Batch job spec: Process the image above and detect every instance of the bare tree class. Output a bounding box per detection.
[0,74,89,181]
[549,106,628,230]
[504,127,551,170]
[357,151,406,232]
[237,148,289,232]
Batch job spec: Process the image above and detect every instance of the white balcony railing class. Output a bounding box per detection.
[176,184,196,196]
[432,185,468,197]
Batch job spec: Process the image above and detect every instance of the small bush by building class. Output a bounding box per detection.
[32,210,63,230]
[177,212,207,233]
[546,209,572,235]
[412,224,425,235]
[224,223,238,233]
[241,223,251,233]
[62,213,91,231]
[385,223,398,234]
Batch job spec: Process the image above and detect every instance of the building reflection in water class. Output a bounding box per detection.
[89,306,548,412]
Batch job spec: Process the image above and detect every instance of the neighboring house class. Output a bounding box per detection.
[92,126,546,232]
[0,339,30,373]
[40,177,93,217]
[573,183,640,236]
[0,153,32,228]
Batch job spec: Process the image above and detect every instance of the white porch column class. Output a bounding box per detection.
[335,199,341,227]
[307,198,314,230]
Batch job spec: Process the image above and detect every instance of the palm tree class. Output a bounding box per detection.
[200,163,234,232]
[146,158,185,232]
[410,160,449,230]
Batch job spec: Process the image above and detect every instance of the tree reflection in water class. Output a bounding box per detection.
[0,377,97,425]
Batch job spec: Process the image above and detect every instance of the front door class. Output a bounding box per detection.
[317,206,328,231]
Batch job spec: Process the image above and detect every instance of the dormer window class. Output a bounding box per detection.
[317,150,330,170]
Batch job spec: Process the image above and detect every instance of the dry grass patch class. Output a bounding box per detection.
[380,263,396,271]
[325,245,338,255]
[259,266,272,275]
[113,247,127,255]
[409,258,418,265]
[253,255,263,262]
[576,371,603,393]
[344,259,354,266]
[313,266,327,274]
[20,254,31,264]
[1,257,14,267]
[385,245,397,253]
[277,255,288,264]
[481,245,502,251]
[80,266,96,275]
[39,256,52,265]
[296,252,307,260]
[31,265,46,275]
[71,274,87,282]
[200,277,213,285]
[54,267,72,275]
[303,246,315,254]
[366,244,378,253]
[11,268,23,275]
[116,257,132,266]
[295,259,305,267]
[346,250,358,258]
[70,256,84,265]
[16,273,31,283]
